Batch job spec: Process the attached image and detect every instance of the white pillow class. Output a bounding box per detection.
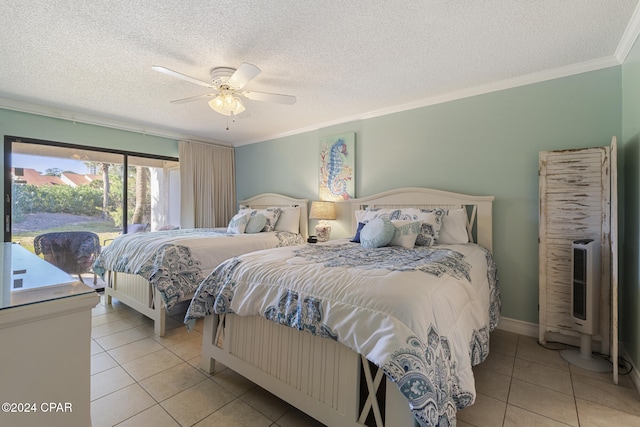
[245,213,267,234]
[227,212,250,234]
[274,207,300,233]
[358,208,391,224]
[360,217,395,249]
[389,220,421,248]
[437,209,469,244]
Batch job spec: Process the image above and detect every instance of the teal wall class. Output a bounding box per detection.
[622,38,640,372]
[0,109,179,203]
[237,67,622,326]
[0,109,179,157]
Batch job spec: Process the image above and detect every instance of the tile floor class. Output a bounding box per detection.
[457,329,640,426]
[90,295,640,426]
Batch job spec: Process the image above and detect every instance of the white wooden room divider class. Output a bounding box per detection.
[538,137,618,384]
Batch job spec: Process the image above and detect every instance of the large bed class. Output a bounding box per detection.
[93,193,308,336]
[185,187,499,427]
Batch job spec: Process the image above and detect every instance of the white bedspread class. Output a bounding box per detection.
[186,239,500,426]
[93,228,304,308]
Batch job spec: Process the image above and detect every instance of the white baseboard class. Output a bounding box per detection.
[496,316,538,338]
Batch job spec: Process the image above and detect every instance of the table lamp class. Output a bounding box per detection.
[309,201,336,242]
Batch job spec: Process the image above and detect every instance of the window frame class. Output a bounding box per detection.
[3,135,179,242]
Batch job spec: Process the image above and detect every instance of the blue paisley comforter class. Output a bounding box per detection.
[185,240,500,426]
[93,228,304,308]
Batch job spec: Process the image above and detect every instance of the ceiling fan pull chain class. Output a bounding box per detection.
[226,112,238,131]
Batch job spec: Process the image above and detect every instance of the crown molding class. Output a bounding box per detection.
[0,97,231,147]
[236,56,621,147]
[615,1,640,62]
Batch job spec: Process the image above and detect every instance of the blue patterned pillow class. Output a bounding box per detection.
[359,208,414,224]
[413,209,445,247]
[360,217,395,248]
[245,214,267,233]
[227,212,250,234]
[255,208,282,232]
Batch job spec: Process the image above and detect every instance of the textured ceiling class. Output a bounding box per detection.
[1,1,639,146]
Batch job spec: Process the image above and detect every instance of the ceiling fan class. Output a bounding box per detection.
[152,63,296,118]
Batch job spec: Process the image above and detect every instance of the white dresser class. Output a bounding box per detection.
[0,243,99,427]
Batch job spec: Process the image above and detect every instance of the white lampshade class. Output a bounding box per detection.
[208,92,246,116]
[309,201,336,220]
[310,201,336,242]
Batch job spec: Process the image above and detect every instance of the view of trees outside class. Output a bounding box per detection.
[13,163,151,225]
[11,158,153,254]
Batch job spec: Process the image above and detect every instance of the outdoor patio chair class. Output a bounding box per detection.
[33,231,101,285]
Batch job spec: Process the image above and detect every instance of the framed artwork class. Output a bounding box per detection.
[319,132,355,200]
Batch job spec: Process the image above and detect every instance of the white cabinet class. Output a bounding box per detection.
[538,139,618,383]
[0,243,99,427]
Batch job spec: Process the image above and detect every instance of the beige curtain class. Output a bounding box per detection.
[179,141,235,228]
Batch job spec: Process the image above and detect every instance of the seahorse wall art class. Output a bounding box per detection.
[319,133,355,201]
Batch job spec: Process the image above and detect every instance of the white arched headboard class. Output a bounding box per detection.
[239,193,309,240]
[348,187,494,251]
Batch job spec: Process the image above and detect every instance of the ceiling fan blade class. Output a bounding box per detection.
[152,65,212,88]
[170,93,218,104]
[228,63,261,89]
[242,90,296,105]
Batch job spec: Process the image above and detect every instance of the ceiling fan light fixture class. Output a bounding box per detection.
[208,92,245,116]
[153,63,295,118]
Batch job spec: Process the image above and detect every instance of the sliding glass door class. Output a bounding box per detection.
[4,137,179,263]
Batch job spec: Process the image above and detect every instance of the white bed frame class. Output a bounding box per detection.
[103,193,309,336]
[200,187,494,427]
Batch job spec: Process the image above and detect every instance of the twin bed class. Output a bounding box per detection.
[93,193,309,336]
[184,187,499,427]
